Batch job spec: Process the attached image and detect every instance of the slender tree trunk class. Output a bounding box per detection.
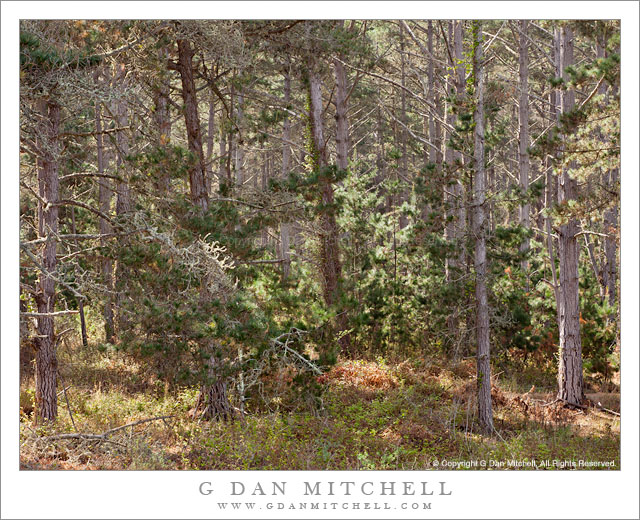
[154,45,172,194]
[443,23,455,274]
[95,102,115,343]
[453,21,467,269]
[70,207,88,348]
[333,53,350,170]
[280,68,292,280]
[598,41,618,316]
[205,94,216,194]
[114,66,132,216]
[261,156,269,247]
[219,115,228,185]
[34,98,60,423]
[583,232,604,299]
[398,22,409,229]
[603,167,618,310]
[555,25,584,406]
[307,63,349,351]
[113,65,132,336]
[443,21,459,351]
[234,88,245,187]
[472,21,493,434]
[427,21,436,166]
[518,20,531,275]
[545,158,560,306]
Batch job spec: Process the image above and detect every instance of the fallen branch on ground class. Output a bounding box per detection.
[595,406,620,417]
[37,415,177,443]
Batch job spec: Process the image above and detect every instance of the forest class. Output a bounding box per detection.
[19,19,620,470]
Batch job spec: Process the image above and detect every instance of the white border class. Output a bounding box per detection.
[2,2,638,519]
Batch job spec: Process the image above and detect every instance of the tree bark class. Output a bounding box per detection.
[113,64,132,336]
[555,25,584,406]
[333,54,350,170]
[398,21,409,229]
[219,115,228,184]
[472,21,494,434]
[95,102,115,343]
[427,21,437,166]
[308,68,340,304]
[205,94,215,194]
[280,68,292,280]
[114,64,132,216]
[174,38,234,419]
[453,20,467,268]
[70,207,88,348]
[518,20,531,274]
[175,39,209,211]
[603,167,618,310]
[234,88,245,187]
[443,21,461,351]
[201,354,233,421]
[307,61,349,351]
[443,23,455,260]
[34,98,61,422]
[598,41,618,315]
[154,45,172,194]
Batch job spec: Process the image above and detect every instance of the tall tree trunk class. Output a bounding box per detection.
[70,207,88,348]
[333,50,350,170]
[443,22,456,325]
[261,155,269,247]
[598,40,618,317]
[555,25,584,406]
[205,94,216,194]
[219,114,228,185]
[34,98,60,422]
[375,102,387,219]
[472,21,494,434]
[427,21,436,166]
[95,102,115,343]
[307,62,349,352]
[154,45,172,194]
[173,38,232,420]
[234,88,245,187]
[603,166,618,310]
[113,64,132,336]
[518,20,531,275]
[114,65,132,216]
[398,21,409,229]
[174,39,209,211]
[453,20,467,269]
[280,68,292,279]
[443,21,461,353]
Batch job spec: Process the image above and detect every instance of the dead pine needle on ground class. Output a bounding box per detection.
[20,340,620,471]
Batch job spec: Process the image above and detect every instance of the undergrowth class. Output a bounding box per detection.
[19,341,620,470]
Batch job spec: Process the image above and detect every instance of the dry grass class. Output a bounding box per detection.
[19,340,621,470]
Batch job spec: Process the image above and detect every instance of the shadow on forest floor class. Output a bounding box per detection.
[19,344,620,471]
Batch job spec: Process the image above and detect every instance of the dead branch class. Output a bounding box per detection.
[60,172,122,183]
[60,126,130,138]
[55,200,119,228]
[22,310,79,318]
[595,406,620,417]
[38,415,177,443]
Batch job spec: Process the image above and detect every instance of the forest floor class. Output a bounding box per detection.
[19,342,620,471]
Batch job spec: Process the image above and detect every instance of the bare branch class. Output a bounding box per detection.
[22,310,79,318]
